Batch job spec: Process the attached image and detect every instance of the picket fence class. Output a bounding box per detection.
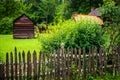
[0,46,120,80]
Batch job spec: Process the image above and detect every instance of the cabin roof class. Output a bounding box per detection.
[13,14,35,24]
[89,8,101,16]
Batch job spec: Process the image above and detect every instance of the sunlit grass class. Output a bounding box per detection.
[0,35,41,62]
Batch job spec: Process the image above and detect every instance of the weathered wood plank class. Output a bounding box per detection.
[99,47,103,77]
[33,51,37,80]
[96,48,99,75]
[118,46,120,75]
[63,49,66,80]
[103,48,107,75]
[14,47,18,80]
[19,52,22,80]
[54,50,56,80]
[83,47,86,79]
[57,48,60,80]
[91,47,95,77]
[119,52,120,75]
[60,48,63,80]
[27,51,32,79]
[38,52,41,80]
[88,47,91,73]
[42,53,45,80]
[6,52,9,80]
[10,52,14,80]
[46,54,50,80]
[22,51,26,80]
[67,48,70,80]
[0,63,5,80]
[49,54,53,80]
[74,48,77,80]
[78,48,81,77]
[94,47,97,77]
[74,48,77,66]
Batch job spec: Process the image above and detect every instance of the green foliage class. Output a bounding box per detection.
[54,1,71,23]
[54,3,67,23]
[26,0,57,24]
[71,61,120,80]
[70,0,103,14]
[69,61,120,80]
[0,17,13,34]
[86,73,120,80]
[100,0,120,47]
[39,18,105,52]
[0,0,27,34]
[0,0,105,34]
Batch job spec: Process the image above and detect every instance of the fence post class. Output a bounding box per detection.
[83,47,86,79]
[6,52,9,80]
[78,48,81,77]
[22,51,26,80]
[99,47,103,77]
[19,52,22,80]
[27,51,32,79]
[56,48,60,80]
[67,48,70,80]
[33,51,37,80]
[63,49,66,80]
[38,52,41,80]
[49,53,53,80]
[88,47,91,73]
[41,53,45,80]
[117,45,120,75]
[0,63,5,80]
[10,52,14,80]
[14,47,18,80]
[91,47,95,77]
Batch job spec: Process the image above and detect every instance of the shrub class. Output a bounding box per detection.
[0,17,13,34]
[39,18,105,53]
[86,73,120,80]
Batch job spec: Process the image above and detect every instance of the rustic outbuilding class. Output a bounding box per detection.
[13,14,34,39]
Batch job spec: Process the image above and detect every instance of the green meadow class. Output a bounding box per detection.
[0,35,41,61]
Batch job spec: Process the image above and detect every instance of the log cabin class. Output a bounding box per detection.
[72,8,103,25]
[72,12,103,25]
[13,14,34,39]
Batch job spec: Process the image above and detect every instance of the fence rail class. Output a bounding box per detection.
[0,46,120,80]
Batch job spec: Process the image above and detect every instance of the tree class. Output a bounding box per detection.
[54,0,71,23]
[25,0,57,25]
[100,0,120,48]
[0,0,26,34]
[70,0,103,14]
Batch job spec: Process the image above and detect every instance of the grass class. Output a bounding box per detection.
[0,35,41,62]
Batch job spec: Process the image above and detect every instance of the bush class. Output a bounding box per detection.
[0,17,13,34]
[39,18,105,53]
[99,0,120,47]
[86,73,120,80]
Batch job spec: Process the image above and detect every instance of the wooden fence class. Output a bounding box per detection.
[0,46,120,80]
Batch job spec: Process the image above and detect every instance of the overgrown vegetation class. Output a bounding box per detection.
[86,74,120,80]
[39,19,106,52]
[100,0,120,47]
